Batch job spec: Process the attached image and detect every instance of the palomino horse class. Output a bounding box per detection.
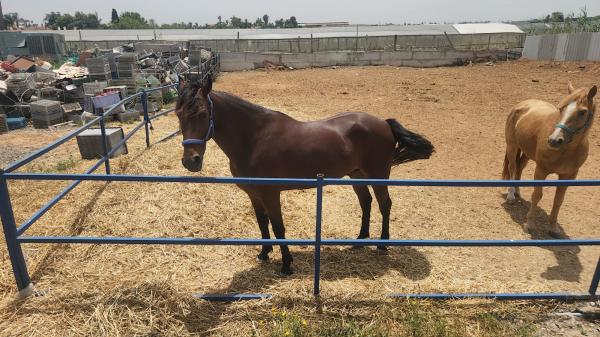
[176,77,434,274]
[503,82,597,237]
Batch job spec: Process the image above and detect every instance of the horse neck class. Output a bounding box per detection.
[210,92,265,161]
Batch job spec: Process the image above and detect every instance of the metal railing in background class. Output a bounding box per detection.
[1,53,599,301]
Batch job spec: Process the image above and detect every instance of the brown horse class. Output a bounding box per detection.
[176,77,434,274]
[503,82,597,237]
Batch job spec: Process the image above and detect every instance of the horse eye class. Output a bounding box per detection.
[578,110,586,117]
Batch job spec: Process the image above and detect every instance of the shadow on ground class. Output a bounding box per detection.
[501,195,582,282]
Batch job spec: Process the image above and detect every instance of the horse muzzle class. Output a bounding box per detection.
[182,154,203,172]
[547,135,565,149]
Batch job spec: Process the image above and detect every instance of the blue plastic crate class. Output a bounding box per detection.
[7,117,27,130]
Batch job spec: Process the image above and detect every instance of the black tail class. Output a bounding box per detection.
[386,119,434,165]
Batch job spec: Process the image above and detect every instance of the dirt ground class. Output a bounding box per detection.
[1,60,600,336]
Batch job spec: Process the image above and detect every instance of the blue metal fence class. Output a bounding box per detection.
[1,55,599,300]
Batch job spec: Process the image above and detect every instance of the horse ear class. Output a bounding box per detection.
[201,74,213,97]
[567,81,575,94]
[177,76,186,92]
[588,85,597,101]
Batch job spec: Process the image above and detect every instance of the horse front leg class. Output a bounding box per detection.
[525,166,548,233]
[251,198,272,261]
[547,171,578,238]
[262,191,293,275]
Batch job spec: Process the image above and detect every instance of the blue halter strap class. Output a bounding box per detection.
[182,94,214,146]
[555,109,594,137]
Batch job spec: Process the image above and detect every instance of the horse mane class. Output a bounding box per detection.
[557,88,595,111]
[176,82,204,118]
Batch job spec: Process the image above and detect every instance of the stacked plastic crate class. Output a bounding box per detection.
[113,53,139,96]
[86,57,111,82]
[0,114,8,134]
[30,100,63,129]
[83,81,108,113]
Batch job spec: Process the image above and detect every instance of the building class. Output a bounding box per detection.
[0,31,66,59]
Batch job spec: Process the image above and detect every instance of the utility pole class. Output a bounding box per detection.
[0,1,6,31]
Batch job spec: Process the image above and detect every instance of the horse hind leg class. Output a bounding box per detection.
[372,185,392,252]
[513,152,529,197]
[350,171,372,242]
[504,145,523,202]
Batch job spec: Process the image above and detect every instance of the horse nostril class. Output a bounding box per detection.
[191,155,201,164]
[556,138,563,145]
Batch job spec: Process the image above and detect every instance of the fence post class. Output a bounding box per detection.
[0,171,33,296]
[355,24,359,51]
[99,116,111,174]
[310,34,313,53]
[394,34,397,51]
[313,173,324,297]
[141,89,150,148]
[589,256,600,296]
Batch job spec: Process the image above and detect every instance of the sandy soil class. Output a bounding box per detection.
[0,60,599,336]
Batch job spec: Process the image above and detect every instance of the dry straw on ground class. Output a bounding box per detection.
[0,61,599,336]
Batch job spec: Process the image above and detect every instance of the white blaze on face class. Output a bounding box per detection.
[550,101,578,140]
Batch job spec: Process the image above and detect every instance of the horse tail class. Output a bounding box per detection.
[385,119,434,166]
[502,147,523,180]
[502,152,510,180]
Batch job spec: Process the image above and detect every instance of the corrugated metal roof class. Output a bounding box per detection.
[453,23,524,34]
[28,23,522,42]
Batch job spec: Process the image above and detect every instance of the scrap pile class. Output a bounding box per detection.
[6,73,35,101]
[0,43,217,133]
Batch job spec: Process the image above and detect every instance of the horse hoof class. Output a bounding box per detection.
[377,246,389,254]
[256,254,270,262]
[548,230,567,239]
[523,222,534,233]
[280,267,294,276]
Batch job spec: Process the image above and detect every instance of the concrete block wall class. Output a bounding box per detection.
[219,49,506,71]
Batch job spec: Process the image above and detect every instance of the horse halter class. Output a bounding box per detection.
[555,108,595,138]
[181,94,214,146]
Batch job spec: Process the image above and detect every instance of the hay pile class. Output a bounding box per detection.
[1,62,600,335]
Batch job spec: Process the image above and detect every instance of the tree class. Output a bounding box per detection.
[263,14,269,26]
[111,11,148,29]
[230,16,242,28]
[44,11,61,29]
[44,11,101,29]
[4,12,18,28]
[551,12,564,22]
[275,18,284,28]
[255,17,264,27]
[111,9,119,23]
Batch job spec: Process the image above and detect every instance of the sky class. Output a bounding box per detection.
[2,0,599,26]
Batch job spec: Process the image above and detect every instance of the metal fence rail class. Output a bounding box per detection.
[1,54,599,301]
